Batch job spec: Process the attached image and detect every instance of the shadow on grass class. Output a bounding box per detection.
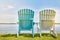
[0,33,57,38]
[19,34,33,38]
[18,33,56,38]
[42,33,57,38]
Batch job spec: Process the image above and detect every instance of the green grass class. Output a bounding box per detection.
[0,34,60,40]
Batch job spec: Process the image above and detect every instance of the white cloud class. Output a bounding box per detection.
[0,5,15,10]
[7,5,15,9]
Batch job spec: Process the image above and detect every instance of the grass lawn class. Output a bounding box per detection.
[0,33,60,40]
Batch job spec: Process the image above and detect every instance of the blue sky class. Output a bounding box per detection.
[0,0,60,23]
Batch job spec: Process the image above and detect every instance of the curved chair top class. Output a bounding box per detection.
[39,9,56,20]
[18,9,34,20]
[18,9,34,14]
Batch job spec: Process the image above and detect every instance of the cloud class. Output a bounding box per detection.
[0,5,15,10]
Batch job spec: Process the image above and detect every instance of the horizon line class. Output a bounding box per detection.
[0,22,60,24]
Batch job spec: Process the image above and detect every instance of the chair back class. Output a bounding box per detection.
[18,9,34,30]
[39,9,56,30]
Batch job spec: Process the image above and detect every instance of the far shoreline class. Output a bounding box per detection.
[0,22,60,24]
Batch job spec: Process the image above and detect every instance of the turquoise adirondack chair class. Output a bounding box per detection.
[39,9,57,37]
[17,9,34,37]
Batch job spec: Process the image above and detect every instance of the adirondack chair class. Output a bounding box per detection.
[17,9,34,37]
[39,9,57,37]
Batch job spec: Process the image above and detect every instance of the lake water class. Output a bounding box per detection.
[0,24,60,34]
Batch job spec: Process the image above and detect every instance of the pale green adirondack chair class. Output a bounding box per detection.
[39,9,57,37]
[17,9,34,37]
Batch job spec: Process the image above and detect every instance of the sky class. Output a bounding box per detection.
[0,0,60,23]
